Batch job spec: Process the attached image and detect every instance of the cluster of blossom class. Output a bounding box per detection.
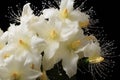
[0,0,104,80]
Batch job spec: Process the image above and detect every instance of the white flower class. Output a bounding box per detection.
[83,39,104,63]
[29,17,79,58]
[6,24,45,55]
[49,31,90,78]
[42,0,90,28]
[0,56,41,80]
[20,3,33,24]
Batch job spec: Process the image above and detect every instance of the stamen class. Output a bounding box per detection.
[50,30,57,39]
[19,39,29,48]
[3,53,11,59]
[70,40,81,50]
[11,72,20,80]
[89,56,104,64]
[61,8,68,18]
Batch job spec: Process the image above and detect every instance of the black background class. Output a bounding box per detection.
[0,0,119,80]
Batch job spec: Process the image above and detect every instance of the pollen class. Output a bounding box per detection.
[0,44,4,50]
[70,40,81,50]
[11,72,20,80]
[50,29,57,39]
[19,39,29,48]
[89,56,104,64]
[79,20,89,28]
[30,63,35,69]
[61,8,69,18]
[2,53,11,59]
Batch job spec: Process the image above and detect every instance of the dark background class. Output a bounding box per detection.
[0,0,119,80]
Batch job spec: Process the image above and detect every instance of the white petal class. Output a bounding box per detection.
[60,0,74,11]
[62,53,79,78]
[61,21,79,41]
[84,42,101,57]
[31,36,46,54]
[21,3,34,24]
[70,10,89,22]
[44,41,59,59]
[0,28,3,36]
[43,8,58,18]
[26,69,41,79]
[22,3,33,17]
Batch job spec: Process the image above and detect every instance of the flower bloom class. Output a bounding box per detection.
[0,0,104,79]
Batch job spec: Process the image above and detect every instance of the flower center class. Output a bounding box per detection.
[19,39,29,49]
[11,72,20,80]
[88,56,104,64]
[70,40,81,50]
[2,53,11,59]
[61,8,69,19]
[50,29,57,40]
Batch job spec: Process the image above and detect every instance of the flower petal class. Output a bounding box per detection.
[60,0,74,11]
[44,41,59,59]
[62,53,79,78]
[43,8,58,19]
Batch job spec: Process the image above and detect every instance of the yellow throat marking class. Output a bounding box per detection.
[50,29,57,39]
[11,72,20,80]
[70,40,81,50]
[61,8,69,19]
[19,39,29,49]
[3,53,11,59]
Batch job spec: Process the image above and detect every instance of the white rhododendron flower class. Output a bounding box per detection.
[0,0,105,79]
[43,0,90,28]
[83,41,104,63]
[0,56,41,80]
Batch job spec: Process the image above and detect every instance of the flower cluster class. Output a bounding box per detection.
[0,0,104,80]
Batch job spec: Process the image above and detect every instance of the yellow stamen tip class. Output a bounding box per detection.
[89,56,104,64]
[61,8,69,18]
[50,30,57,39]
[19,39,29,49]
[3,53,11,59]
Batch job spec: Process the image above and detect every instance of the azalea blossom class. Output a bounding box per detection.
[0,56,41,80]
[53,31,92,77]
[83,38,104,63]
[43,0,90,28]
[0,0,106,79]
